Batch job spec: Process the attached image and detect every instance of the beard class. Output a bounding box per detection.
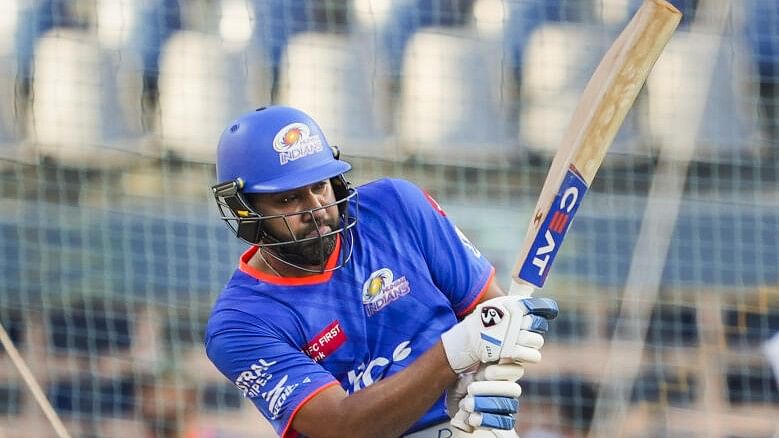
[274,233,337,266]
[264,217,340,267]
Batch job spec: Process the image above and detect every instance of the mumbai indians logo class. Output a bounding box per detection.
[272,122,324,165]
[362,268,411,317]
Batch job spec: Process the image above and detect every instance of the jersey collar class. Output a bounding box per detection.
[239,236,341,286]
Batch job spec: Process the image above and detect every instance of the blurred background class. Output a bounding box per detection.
[0,0,777,437]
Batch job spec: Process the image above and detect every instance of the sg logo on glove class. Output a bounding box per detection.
[480,307,504,327]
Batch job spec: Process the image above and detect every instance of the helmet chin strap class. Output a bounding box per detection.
[257,247,283,277]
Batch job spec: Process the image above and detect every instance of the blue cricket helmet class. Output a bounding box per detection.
[211,106,357,272]
[216,106,351,193]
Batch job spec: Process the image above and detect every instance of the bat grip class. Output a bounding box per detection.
[507,281,535,297]
[500,280,536,365]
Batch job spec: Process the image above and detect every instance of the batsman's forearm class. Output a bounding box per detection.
[339,342,455,437]
[296,342,457,438]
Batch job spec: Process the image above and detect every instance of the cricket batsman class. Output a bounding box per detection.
[205,106,559,437]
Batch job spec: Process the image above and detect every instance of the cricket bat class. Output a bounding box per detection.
[509,0,682,298]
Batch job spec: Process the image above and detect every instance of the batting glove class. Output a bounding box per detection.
[447,364,526,433]
[441,296,558,373]
[449,427,519,438]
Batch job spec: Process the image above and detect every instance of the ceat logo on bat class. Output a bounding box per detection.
[519,165,588,288]
[362,268,411,317]
[272,122,324,165]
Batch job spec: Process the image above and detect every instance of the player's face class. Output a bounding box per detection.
[251,180,341,266]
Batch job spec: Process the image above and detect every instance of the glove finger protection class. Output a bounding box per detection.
[501,325,545,364]
[448,365,524,429]
[459,380,522,430]
[447,370,476,422]
[441,297,558,372]
[460,395,519,415]
[467,412,516,430]
[482,363,525,382]
[450,425,520,438]
[449,366,525,432]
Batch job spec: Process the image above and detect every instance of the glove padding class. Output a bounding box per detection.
[441,296,558,373]
[447,364,526,433]
[450,427,519,437]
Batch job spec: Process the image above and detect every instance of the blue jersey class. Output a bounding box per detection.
[205,178,495,437]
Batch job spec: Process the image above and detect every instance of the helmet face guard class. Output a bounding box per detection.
[212,175,358,273]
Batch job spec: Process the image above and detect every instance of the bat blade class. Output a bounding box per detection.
[509,0,682,297]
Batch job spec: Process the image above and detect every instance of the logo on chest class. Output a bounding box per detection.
[362,268,411,317]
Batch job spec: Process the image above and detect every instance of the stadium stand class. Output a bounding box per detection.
[0,1,777,437]
[10,0,72,82]
[28,28,148,169]
[477,0,592,73]
[248,0,347,70]
[351,0,472,79]
[533,286,778,436]
[276,32,391,158]
[517,376,597,436]
[397,28,515,164]
[156,30,272,163]
[745,0,779,145]
[0,16,19,153]
[94,0,182,94]
[647,29,767,163]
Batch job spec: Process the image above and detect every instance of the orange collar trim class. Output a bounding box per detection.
[239,235,341,286]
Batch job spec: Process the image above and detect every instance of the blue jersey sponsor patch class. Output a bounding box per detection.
[519,166,588,288]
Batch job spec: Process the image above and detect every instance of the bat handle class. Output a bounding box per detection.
[507,280,535,297]
[499,280,536,365]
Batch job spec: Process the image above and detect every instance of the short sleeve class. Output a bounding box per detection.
[387,179,495,317]
[205,310,338,437]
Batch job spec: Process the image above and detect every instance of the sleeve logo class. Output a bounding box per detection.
[304,320,347,362]
[261,374,305,420]
[455,226,481,258]
[234,358,278,398]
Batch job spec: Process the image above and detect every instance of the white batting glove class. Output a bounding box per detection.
[450,427,519,438]
[441,296,558,373]
[448,364,526,433]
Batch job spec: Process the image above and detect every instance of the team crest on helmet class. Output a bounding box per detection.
[272,122,324,165]
[362,268,411,317]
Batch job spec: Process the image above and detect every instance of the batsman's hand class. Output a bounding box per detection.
[450,427,519,437]
[447,364,526,434]
[441,296,558,373]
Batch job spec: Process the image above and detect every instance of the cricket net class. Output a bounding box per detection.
[0,1,777,437]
